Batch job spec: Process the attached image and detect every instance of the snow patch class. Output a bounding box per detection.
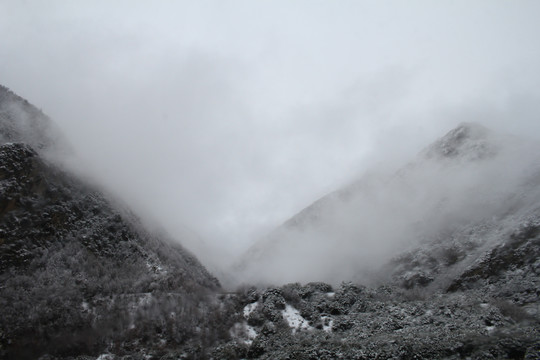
[243,302,258,318]
[81,301,89,311]
[321,315,334,333]
[282,304,312,333]
[138,293,152,306]
[230,321,257,345]
[326,292,336,298]
[146,258,167,275]
[97,354,115,360]
[245,325,257,342]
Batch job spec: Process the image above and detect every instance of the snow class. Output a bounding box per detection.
[145,258,167,275]
[81,301,89,311]
[245,325,257,342]
[97,354,115,360]
[282,304,312,333]
[326,292,336,298]
[138,293,152,306]
[243,301,258,318]
[321,315,334,333]
[230,321,257,345]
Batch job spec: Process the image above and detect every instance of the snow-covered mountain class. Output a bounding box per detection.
[0,85,220,358]
[2,84,539,358]
[216,122,540,358]
[235,123,540,287]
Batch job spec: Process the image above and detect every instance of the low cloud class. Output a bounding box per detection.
[234,124,540,286]
[1,2,540,278]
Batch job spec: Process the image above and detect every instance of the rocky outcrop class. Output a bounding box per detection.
[421,122,498,160]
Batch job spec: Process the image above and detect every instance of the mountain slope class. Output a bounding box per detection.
[0,85,220,359]
[0,85,69,157]
[235,123,540,287]
[218,122,540,358]
[3,83,539,359]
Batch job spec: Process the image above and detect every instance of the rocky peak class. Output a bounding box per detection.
[421,122,497,161]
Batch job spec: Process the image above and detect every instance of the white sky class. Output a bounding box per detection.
[1,1,540,263]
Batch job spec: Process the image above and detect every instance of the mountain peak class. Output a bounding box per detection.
[421,122,496,160]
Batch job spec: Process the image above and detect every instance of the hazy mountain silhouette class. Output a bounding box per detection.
[2,84,539,359]
[235,122,540,287]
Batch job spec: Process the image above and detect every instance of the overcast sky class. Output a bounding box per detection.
[1,1,540,264]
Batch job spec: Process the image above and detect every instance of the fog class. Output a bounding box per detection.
[1,1,540,279]
[235,123,540,285]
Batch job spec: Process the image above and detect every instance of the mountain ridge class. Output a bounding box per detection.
[2,84,540,359]
[0,85,221,358]
[234,122,540,287]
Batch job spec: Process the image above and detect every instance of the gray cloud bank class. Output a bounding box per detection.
[1,1,540,273]
[234,123,540,285]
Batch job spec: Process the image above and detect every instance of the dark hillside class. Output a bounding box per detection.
[0,86,221,359]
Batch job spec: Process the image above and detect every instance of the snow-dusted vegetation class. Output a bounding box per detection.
[2,81,540,358]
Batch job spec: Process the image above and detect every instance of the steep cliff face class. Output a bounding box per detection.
[0,86,220,359]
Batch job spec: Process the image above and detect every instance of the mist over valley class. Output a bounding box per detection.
[1,2,540,359]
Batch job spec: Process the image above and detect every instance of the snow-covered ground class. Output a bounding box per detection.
[230,321,257,345]
[243,301,258,318]
[281,304,312,333]
[320,315,334,333]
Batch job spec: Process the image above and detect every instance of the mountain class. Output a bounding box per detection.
[214,123,540,359]
[235,123,540,287]
[0,85,221,359]
[2,83,539,359]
